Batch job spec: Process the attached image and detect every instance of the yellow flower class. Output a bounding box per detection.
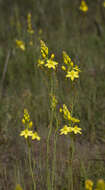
[60,104,80,123]
[27,13,34,34]
[72,126,82,134]
[80,0,88,12]
[45,59,58,69]
[20,129,33,139]
[40,40,48,59]
[32,132,40,140]
[61,65,66,71]
[62,104,71,120]
[85,179,93,190]
[70,61,74,67]
[70,116,80,123]
[60,125,73,135]
[50,53,55,59]
[66,70,79,81]
[73,65,81,72]
[62,51,71,64]
[16,40,25,51]
[38,59,45,67]
[59,108,62,112]
[96,179,105,190]
[50,95,58,110]
[29,121,33,128]
[22,119,25,124]
[15,184,23,190]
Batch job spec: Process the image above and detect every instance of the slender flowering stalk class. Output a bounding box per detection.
[20,109,40,190]
[59,103,81,190]
[37,40,58,71]
[51,96,58,190]
[27,13,34,34]
[60,53,81,190]
[37,40,59,190]
[62,51,81,81]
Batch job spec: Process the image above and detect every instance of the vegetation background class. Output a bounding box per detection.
[0,0,105,189]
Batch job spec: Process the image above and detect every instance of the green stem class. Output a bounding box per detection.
[46,74,54,190]
[27,140,36,190]
[68,136,75,190]
[51,115,59,190]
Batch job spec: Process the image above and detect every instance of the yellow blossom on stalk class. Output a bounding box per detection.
[62,51,81,81]
[22,118,25,124]
[16,40,25,51]
[40,40,48,59]
[59,108,62,112]
[72,126,82,134]
[24,109,30,122]
[80,0,88,12]
[62,104,71,120]
[60,104,80,123]
[32,132,40,140]
[70,116,80,123]
[29,121,33,128]
[50,95,58,111]
[59,104,81,135]
[27,13,34,34]
[50,53,55,59]
[38,40,59,71]
[45,59,58,70]
[70,61,74,67]
[60,125,73,135]
[37,59,45,68]
[15,184,23,190]
[22,109,33,128]
[66,70,79,81]
[74,65,81,72]
[20,129,33,139]
[96,179,105,190]
[85,179,93,190]
[20,109,40,141]
[63,51,71,65]
[61,65,66,71]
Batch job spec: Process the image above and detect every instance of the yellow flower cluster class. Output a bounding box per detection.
[85,180,93,190]
[50,94,58,111]
[60,104,82,135]
[60,125,82,135]
[20,109,40,141]
[15,184,23,190]
[85,179,105,190]
[95,179,105,190]
[60,104,80,123]
[40,40,48,59]
[62,51,81,81]
[27,13,34,34]
[16,40,25,51]
[38,40,58,70]
[80,0,88,12]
